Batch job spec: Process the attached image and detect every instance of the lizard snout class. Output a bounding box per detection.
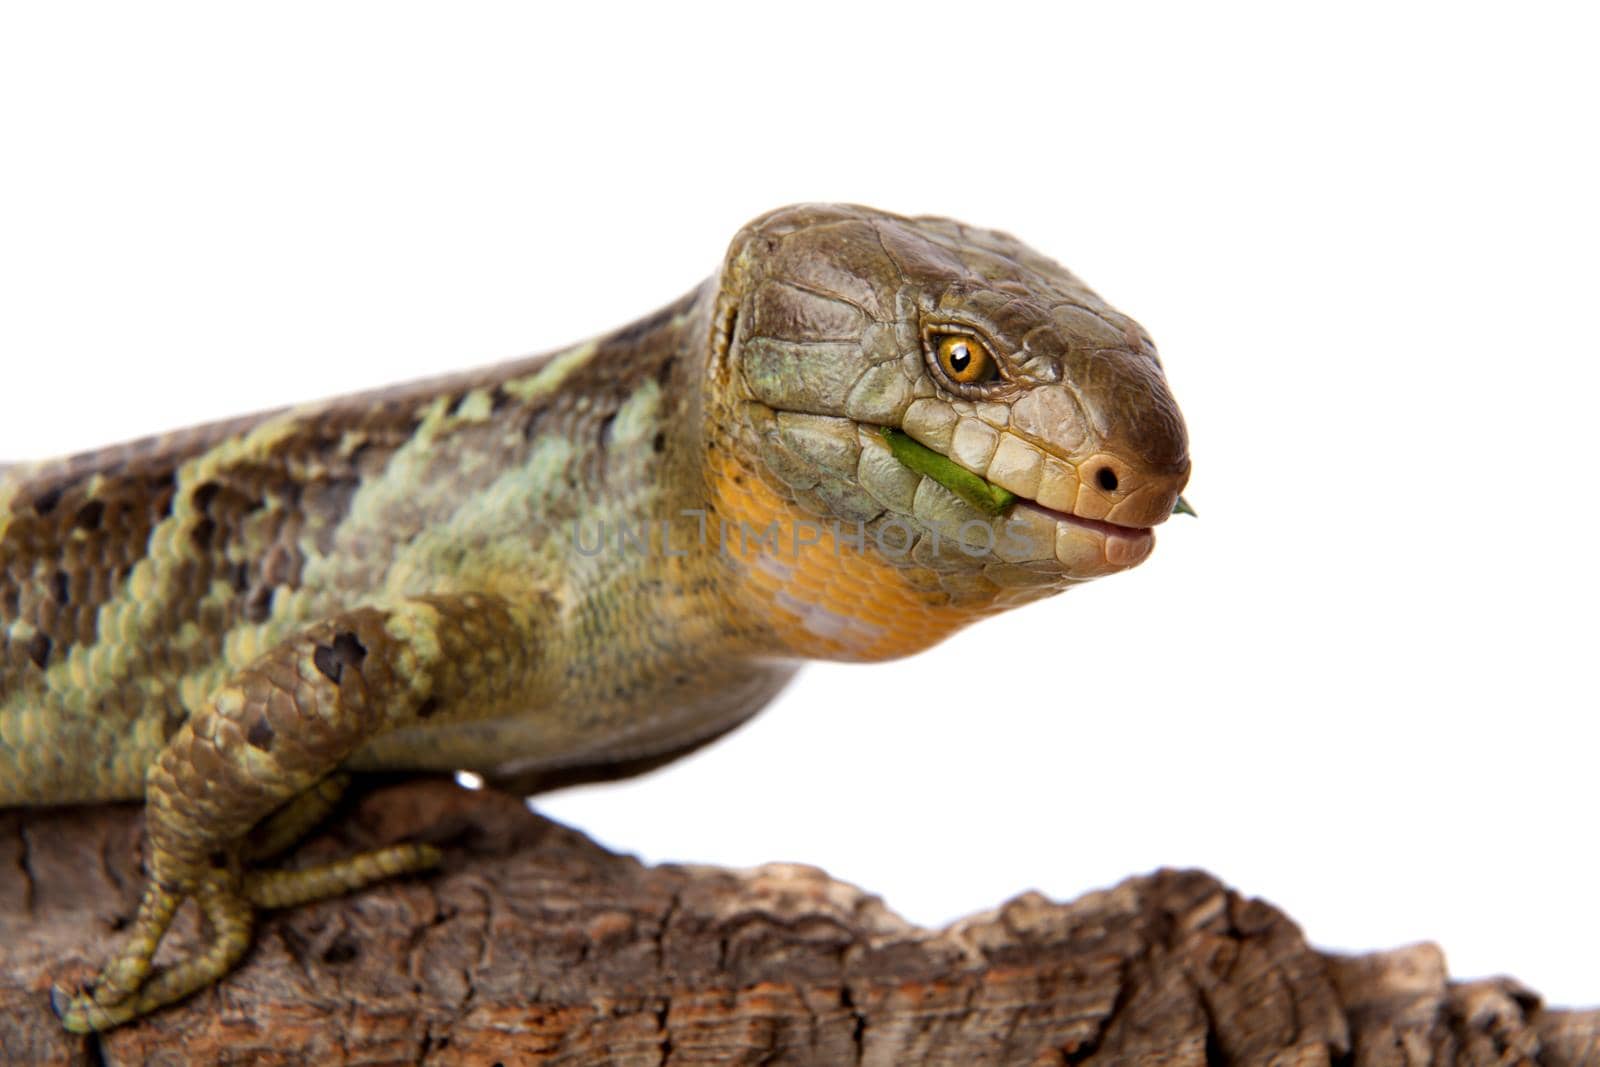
[1072,452,1191,530]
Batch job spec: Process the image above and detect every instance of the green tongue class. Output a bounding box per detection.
[880,427,1017,516]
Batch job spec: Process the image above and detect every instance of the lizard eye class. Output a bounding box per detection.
[932,332,999,386]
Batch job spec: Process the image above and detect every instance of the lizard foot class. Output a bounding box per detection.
[51,871,251,1034]
[49,843,441,1033]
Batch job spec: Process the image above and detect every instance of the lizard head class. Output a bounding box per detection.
[703,203,1190,660]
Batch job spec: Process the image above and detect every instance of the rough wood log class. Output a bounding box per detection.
[1,779,1595,1066]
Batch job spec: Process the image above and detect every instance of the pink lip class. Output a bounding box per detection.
[1016,498,1153,539]
[1016,498,1155,567]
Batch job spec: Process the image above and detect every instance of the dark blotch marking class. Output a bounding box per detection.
[417,696,441,719]
[230,562,252,594]
[313,631,368,684]
[209,850,228,869]
[246,715,275,751]
[190,517,217,551]
[52,570,71,604]
[244,585,275,624]
[144,470,179,519]
[656,356,675,387]
[192,482,222,512]
[489,385,512,413]
[598,412,618,444]
[74,500,105,532]
[652,431,666,454]
[346,440,373,471]
[2,587,18,617]
[334,630,367,664]
[312,644,342,683]
[162,706,188,740]
[444,393,466,417]
[33,486,64,516]
[27,632,53,669]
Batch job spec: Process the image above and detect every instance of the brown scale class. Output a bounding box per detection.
[2,420,259,679]
[0,367,534,735]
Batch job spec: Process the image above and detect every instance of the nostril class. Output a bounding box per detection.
[1095,466,1119,493]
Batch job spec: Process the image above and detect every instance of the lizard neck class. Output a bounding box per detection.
[692,281,1016,665]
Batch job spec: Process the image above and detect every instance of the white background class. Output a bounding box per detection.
[3,3,1596,1005]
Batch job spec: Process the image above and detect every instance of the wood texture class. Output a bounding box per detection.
[1,780,1594,1066]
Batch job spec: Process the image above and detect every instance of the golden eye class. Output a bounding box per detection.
[936,333,998,385]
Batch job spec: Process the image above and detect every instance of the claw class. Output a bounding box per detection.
[50,984,114,1035]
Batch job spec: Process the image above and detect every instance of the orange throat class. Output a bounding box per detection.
[707,450,1003,662]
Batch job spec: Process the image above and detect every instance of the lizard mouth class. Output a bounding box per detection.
[877,427,1156,574]
[1016,497,1151,537]
[1014,497,1156,569]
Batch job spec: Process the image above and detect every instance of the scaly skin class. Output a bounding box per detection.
[0,203,1189,1031]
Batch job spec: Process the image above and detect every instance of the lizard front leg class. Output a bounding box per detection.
[51,589,554,1033]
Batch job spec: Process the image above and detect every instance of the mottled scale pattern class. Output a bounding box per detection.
[4,203,1189,1032]
[1,366,491,799]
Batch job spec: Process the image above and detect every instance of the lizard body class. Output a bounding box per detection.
[0,204,1189,1030]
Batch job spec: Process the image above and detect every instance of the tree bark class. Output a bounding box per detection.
[1,779,1595,1066]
